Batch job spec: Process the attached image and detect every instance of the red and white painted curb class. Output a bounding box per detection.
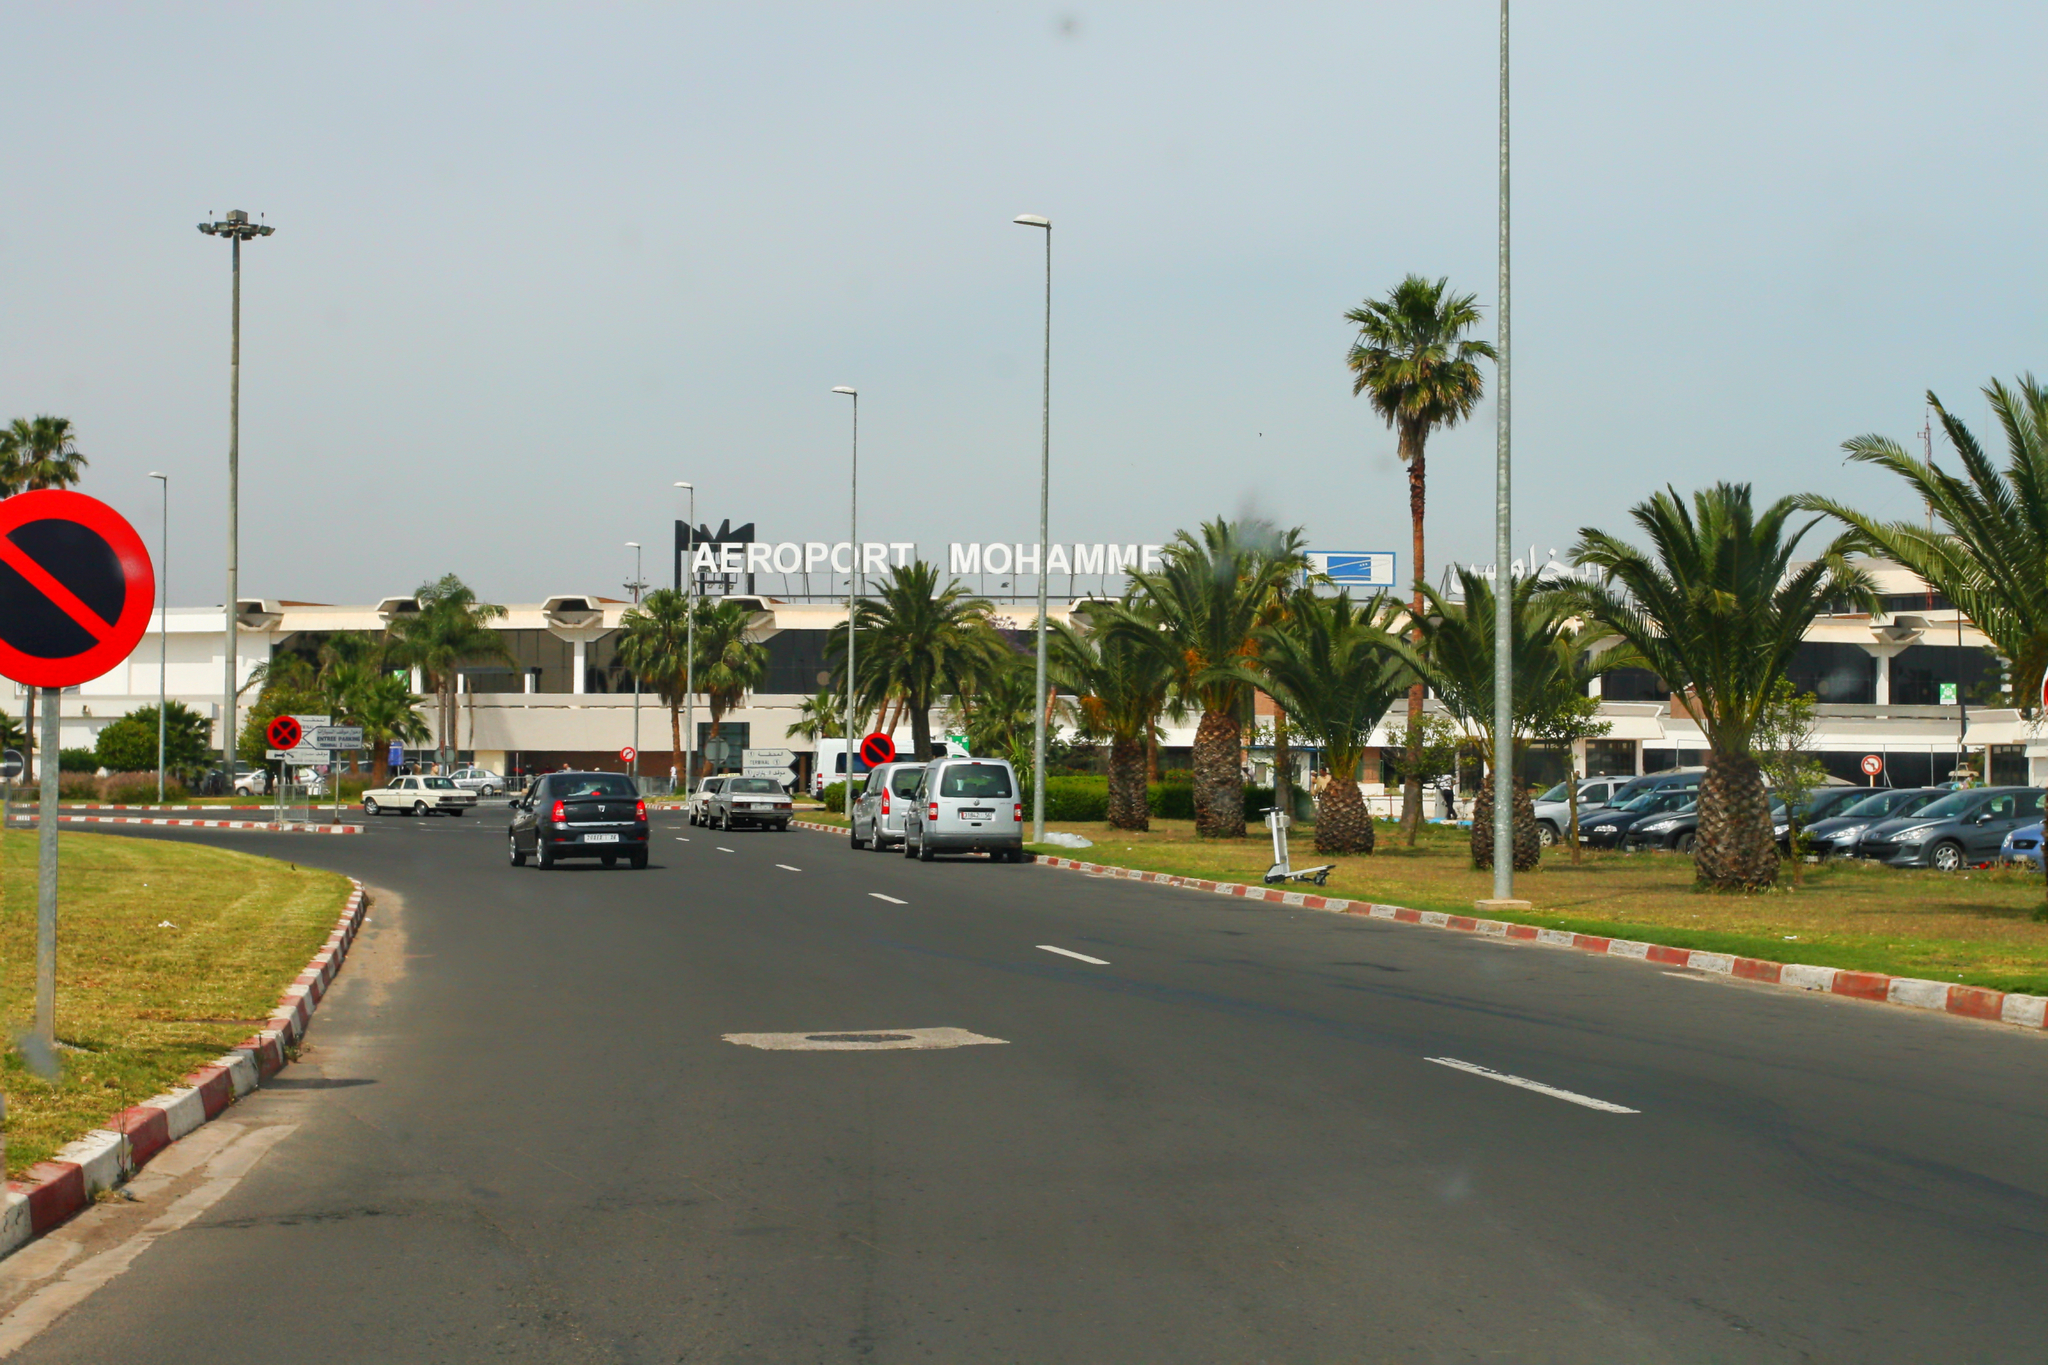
[790,820,2048,1035]
[19,814,362,834]
[0,879,372,1258]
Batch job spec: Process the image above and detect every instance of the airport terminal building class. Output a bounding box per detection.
[10,558,2042,792]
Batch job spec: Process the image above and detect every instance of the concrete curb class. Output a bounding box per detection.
[788,820,2048,1035]
[24,815,363,834]
[0,879,373,1258]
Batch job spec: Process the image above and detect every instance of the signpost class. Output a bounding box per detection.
[1861,753,1883,786]
[741,747,797,786]
[265,715,302,751]
[0,489,157,1056]
[859,732,897,768]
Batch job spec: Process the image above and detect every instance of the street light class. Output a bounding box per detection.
[196,209,275,783]
[832,387,858,817]
[625,541,645,782]
[674,482,696,794]
[1486,1,1521,907]
[149,472,168,802]
[1013,213,1051,845]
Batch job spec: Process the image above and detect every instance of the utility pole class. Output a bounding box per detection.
[1014,213,1052,844]
[197,210,275,785]
[1484,0,1524,909]
[626,542,645,783]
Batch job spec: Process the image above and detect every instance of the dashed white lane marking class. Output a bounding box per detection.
[868,893,906,905]
[1424,1057,1639,1114]
[1037,944,1110,965]
[775,864,802,872]
[675,837,690,842]
[716,847,735,853]
[724,1027,1007,1051]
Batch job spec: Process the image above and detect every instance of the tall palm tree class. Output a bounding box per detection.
[2,415,89,771]
[385,575,511,765]
[1344,276,1497,845]
[352,672,431,784]
[1406,569,1625,870]
[692,598,769,774]
[618,588,693,786]
[1050,600,1176,831]
[830,561,1004,761]
[1561,484,1873,889]
[1797,375,2048,706]
[1255,590,1411,854]
[1105,518,1307,838]
[785,689,846,744]
[949,649,1040,771]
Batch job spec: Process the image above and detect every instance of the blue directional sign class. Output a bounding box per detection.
[1307,551,1396,588]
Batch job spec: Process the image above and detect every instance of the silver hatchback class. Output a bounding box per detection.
[902,757,1025,862]
[851,762,926,852]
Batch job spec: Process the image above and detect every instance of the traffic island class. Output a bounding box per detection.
[0,828,368,1253]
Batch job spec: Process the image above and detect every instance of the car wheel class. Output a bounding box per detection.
[1931,840,1965,872]
[535,840,555,870]
[630,851,648,869]
[601,855,617,867]
[363,798,379,817]
[917,833,936,862]
[508,831,526,867]
[1536,822,1559,848]
[483,785,498,798]
[413,800,429,817]
[851,822,866,849]
[448,808,467,817]
[1676,832,1696,854]
[903,828,918,859]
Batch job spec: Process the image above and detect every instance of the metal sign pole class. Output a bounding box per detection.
[35,687,60,1051]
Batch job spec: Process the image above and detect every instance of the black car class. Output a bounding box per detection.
[509,771,650,869]
[1579,785,1699,849]
[1574,768,1704,825]
[1622,793,1790,853]
[1801,787,1947,859]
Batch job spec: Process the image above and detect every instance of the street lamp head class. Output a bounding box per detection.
[673,481,693,490]
[625,541,640,549]
[197,223,216,235]
[831,386,856,396]
[1013,214,1050,229]
[148,471,167,481]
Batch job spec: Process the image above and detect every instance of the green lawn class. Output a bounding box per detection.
[0,829,352,1175]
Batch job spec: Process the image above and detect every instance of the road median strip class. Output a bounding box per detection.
[786,818,2048,1035]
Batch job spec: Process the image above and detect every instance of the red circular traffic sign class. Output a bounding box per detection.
[267,715,303,750]
[859,732,896,767]
[0,489,156,690]
[1861,754,1883,776]
[619,745,637,764]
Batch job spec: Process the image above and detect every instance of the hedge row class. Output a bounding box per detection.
[818,773,1315,825]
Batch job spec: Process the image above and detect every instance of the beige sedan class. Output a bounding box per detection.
[362,775,478,817]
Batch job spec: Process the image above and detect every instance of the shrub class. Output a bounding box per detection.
[95,719,158,772]
[819,781,848,813]
[58,772,98,799]
[58,747,99,773]
[100,772,188,804]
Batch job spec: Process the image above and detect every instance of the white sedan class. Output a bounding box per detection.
[362,775,478,817]
[449,766,506,796]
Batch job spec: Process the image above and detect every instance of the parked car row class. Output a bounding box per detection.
[850,756,1027,862]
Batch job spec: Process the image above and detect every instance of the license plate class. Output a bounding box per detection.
[585,832,620,844]
[960,808,993,819]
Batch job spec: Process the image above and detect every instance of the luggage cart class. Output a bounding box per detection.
[1261,805,1334,886]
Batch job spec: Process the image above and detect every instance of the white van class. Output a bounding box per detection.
[901,756,1026,862]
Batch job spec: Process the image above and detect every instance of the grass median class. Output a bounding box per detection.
[0,829,352,1176]
[987,817,2048,998]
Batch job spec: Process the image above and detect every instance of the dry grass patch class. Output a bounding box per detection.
[0,829,350,1175]
[1025,819,2048,996]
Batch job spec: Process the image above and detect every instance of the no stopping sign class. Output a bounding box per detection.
[0,490,156,689]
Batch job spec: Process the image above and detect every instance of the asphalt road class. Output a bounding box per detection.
[9,809,2047,1362]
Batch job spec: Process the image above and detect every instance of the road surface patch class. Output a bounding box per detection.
[1037,945,1109,965]
[1425,1057,1639,1114]
[723,1027,1007,1051]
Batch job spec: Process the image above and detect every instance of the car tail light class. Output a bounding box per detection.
[881,794,891,816]
[1014,803,1023,822]
[550,799,566,823]
[929,801,939,822]
[635,798,647,821]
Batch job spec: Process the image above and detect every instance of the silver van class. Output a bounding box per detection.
[851,762,926,852]
[902,756,1026,862]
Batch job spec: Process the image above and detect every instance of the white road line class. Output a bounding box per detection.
[675,837,690,842]
[1037,944,1110,965]
[1424,1057,1639,1114]
[716,847,735,853]
[868,893,906,904]
[775,864,802,872]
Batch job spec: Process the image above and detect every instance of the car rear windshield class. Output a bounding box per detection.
[728,778,782,793]
[890,767,925,796]
[558,775,637,799]
[940,764,1013,799]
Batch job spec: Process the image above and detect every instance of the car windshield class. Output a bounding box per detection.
[1537,781,1571,803]
[1839,789,1925,819]
[940,764,1013,799]
[1906,791,1980,820]
[890,767,925,796]
[1621,787,1691,812]
[728,778,782,793]
[559,775,637,798]
[424,777,457,789]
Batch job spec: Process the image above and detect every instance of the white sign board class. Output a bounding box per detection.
[309,725,365,749]
[743,765,796,784]
[268,748,330,763]
[743,748,795,768]
[1307,551,1396,588]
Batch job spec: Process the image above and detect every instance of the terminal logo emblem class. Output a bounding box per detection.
[0,489,157,689]
[859,732,897,767]
[266,715,303,751]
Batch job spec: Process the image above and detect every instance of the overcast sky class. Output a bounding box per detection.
[4,2,2042,607]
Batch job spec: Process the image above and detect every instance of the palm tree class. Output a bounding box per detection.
[785,689,846,744]
[352,672,431,784]
[1106,518,1307,838]
[1050,600,1177,831]
[692,598,769,774]
[618,589,693,787]
[2,415,89,771]
[1255,590,1411,854]
[385,575,511,765]
[831,561,1004,761]
[1345,277,1497,845]
[1561,484,1873,889]
[1797,375,2048,706]
[950,649,1039,771]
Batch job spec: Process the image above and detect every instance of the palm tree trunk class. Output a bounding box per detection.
[1695,748,1777,889]
[910,690,933,762]
[1107,735,1149,831]
[1272,707,1292,820]
[1567,777,1582,864]
[1191,709,1245,838]
[1147,723,1160,781]
[1313,761,1374,854]
[670,701,683,793]
[1400,421,1428,847]
[1470,781,1541,871]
